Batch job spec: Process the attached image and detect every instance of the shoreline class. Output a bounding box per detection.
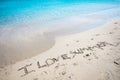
[0,16,112,67]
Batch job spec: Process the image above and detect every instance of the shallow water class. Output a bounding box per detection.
[0,0,120,66]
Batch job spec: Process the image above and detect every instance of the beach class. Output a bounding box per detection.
[0,20,120,80]
[0,0,120,80]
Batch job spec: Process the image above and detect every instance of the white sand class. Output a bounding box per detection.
[0,20,120,80]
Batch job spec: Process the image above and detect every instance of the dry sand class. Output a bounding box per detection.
[0,20,120,80]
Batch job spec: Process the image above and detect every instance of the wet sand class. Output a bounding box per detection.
[0,35,55,67]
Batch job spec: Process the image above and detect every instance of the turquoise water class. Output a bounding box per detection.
[0,0,120,26]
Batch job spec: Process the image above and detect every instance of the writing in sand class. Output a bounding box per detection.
[17,41,117,77]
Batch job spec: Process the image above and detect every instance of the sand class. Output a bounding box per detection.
[0,20,120,80]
